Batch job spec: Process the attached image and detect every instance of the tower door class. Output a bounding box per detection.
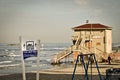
[85,40,91,50]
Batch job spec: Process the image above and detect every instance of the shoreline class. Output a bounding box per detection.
[0,62,120,80]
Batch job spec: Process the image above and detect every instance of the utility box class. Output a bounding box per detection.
[106,68,120,80]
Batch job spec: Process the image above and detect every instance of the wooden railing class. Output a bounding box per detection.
[51,43,106,64]
[51,46,73,64]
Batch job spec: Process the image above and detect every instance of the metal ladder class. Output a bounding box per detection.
[72,53,102,80]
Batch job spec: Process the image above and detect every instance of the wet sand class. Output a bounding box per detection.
[0,62,120,80]
[0,73,106,80]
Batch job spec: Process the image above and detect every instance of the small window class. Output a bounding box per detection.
[96,42,101,46]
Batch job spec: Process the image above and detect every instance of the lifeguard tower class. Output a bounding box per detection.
[51,23,112,64]
[72,23,112,62]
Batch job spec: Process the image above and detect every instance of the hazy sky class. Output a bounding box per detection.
[0,0,120,43]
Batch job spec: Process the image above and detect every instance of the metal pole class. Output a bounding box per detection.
[72,55,79,80]
[36,40,40,80]
[80,55,89,80]
[20,36,26,80]
[90,24,92,52]
[93,54,102,80]
[90,55,92,80]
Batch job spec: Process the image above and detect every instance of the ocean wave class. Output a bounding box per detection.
[0,61,12,64]
[7,53,20,57]
[0,64,20,68]
[30,64,48,67]
[41,48,65,51]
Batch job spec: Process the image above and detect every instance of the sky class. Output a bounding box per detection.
[0,0,120,43]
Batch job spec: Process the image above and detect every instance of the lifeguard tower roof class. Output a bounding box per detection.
[72,23,112,30]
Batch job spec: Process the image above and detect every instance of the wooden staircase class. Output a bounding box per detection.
[51,37,88,64]
[51,46,73,64]
[51,36,106,64]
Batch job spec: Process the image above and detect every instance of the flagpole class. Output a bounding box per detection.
[20,36,26,80]
[36,40,40,80]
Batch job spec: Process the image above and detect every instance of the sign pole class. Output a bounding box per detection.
[36,40,40,80]
[20,36,26,80]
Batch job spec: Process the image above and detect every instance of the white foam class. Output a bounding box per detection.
[7,53,20,57]
[31,64,48,67]
[0,64,20,68]
[0,61,12,64]
[46,59,51,62]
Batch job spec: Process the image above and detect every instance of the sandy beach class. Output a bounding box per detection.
[0,62,120,80]
[0,73,106,80]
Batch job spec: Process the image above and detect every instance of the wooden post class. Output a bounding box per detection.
[20,36,26,80]
[36,40,40,80]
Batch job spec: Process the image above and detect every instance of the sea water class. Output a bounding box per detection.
[0,43,72,75]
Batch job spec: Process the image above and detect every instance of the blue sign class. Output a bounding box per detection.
[23,50,37,59]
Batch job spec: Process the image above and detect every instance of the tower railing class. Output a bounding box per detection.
[51,46,73,64]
